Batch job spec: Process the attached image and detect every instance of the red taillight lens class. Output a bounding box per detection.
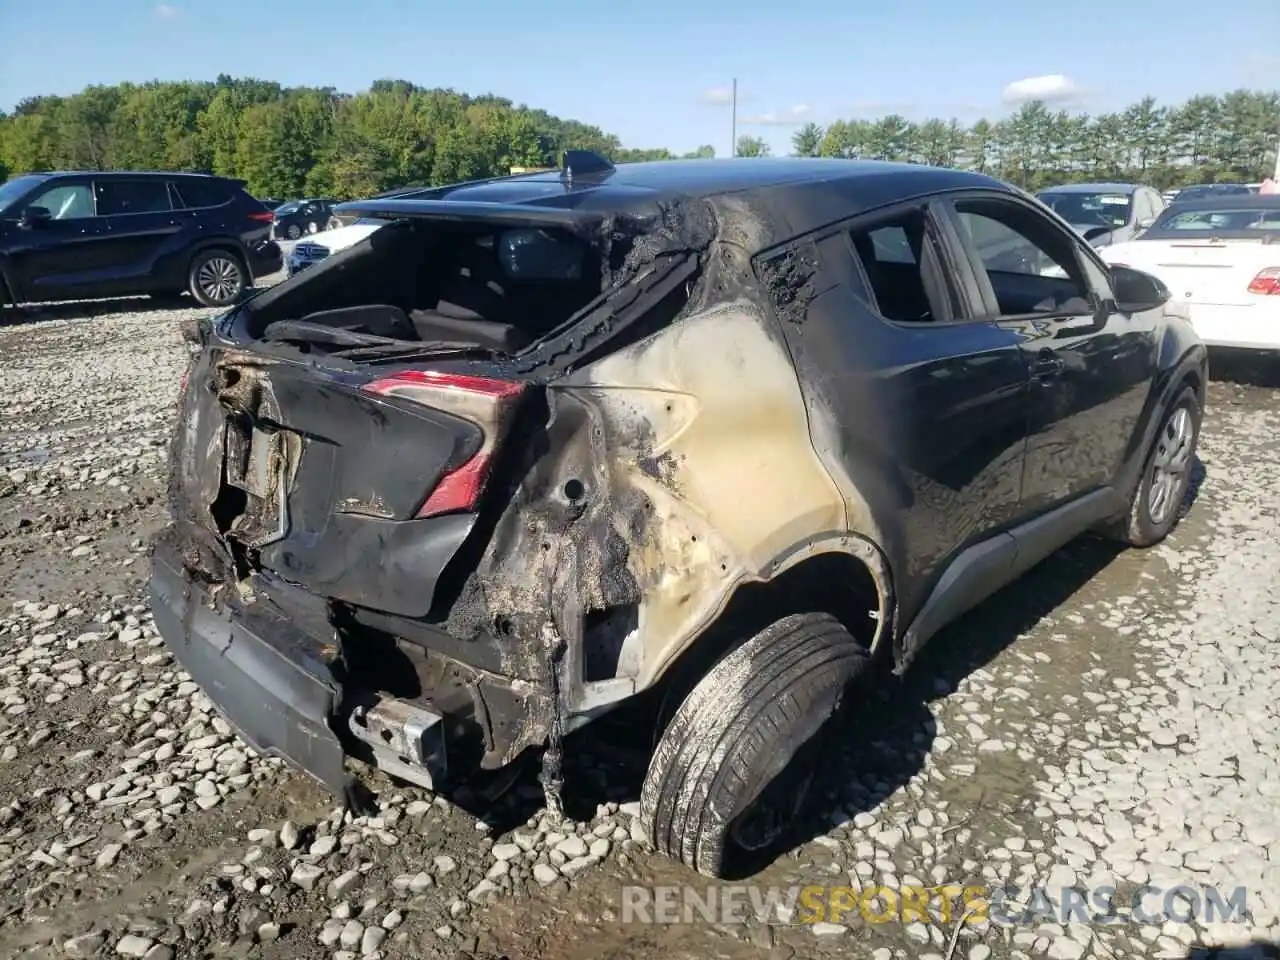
[362,371,526,519]
[248,211,275,222]
[1246,267,1280,295]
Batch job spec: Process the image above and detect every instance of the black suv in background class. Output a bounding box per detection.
[271,198,335,239]
[0,171,282,308]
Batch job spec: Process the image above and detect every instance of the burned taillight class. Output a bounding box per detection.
[1246,267,1280,296]
[362,371,527,518]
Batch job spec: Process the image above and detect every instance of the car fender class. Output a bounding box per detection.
[1116,315,1207,496]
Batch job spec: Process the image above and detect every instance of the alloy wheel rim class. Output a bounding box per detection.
[1148,406,1192,525]
[197,257,241,304]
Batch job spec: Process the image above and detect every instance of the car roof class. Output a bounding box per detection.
[27,170,230,180]
[1038,182,1140,194]
[344,158,1012,250]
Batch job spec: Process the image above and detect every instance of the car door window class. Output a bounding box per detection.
[952,198,1093,318]
[28,184,95,220]
[95,180,172,216]
[845,206,960,323]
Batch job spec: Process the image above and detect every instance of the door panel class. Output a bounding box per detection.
[758,203,1031,626]
[95,179,181,291]
[946,194,1156,517]
[6,181,115,301]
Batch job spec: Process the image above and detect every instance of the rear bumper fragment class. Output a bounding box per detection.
[150,542,350,794]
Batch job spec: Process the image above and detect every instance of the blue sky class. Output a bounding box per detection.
[1,0,1275,157]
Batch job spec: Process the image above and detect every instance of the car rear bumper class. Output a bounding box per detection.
[150,540,351,795]
[149,533,549,799]
[1186,303,1280,352]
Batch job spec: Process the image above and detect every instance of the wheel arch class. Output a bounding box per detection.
[634,533,894,729]
[188,237,249,273]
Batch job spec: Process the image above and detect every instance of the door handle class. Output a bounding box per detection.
[1032,352,1065,381]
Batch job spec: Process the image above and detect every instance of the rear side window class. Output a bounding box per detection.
[846,207,959,323]
[171,179,232,209]
[95,179,172,215]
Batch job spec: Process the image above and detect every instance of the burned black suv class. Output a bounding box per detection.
[152,153,1206,878]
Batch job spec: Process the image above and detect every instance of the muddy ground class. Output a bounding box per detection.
[1,284,1278,960]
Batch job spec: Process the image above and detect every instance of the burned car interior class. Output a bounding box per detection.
[245,219,607,356]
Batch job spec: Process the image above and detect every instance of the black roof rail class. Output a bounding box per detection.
[561,149,615,182]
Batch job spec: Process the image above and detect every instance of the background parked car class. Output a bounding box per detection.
[1170,183,1253,203]
[0,171,280,308]
[271,198,335,239]
[285,217,387,276]
[1035,182,1166,247]
[1098,194,1280,353]
[258,197,285,210]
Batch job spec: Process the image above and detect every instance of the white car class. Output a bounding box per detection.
[1097,196,1280,352]
[286,218,387,277]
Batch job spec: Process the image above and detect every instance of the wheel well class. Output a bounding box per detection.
[1179,368,1203,404]
[190,243,246,274]
[644,551,883,722]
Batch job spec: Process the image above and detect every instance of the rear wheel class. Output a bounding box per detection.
[307,221,319,235]
[1115,386,1201,547]
[640,612,870,878]
[188,250,247,308]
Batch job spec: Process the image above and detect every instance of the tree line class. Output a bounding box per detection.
[0,76,710,200]
[743,90,1280,191]
[1,78,1276,199]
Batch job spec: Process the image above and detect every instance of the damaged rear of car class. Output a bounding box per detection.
[153,155,895,879]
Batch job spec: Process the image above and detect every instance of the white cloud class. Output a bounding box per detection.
[699,86,736,107]
[741,104,812,126]
[156,4,180,18]
[1001,74,1081,106]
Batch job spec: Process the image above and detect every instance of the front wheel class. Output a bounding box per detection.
[188,250,247,308]
[640,612,870,878]
[285,223,301,240]
[1115,386,1201,547]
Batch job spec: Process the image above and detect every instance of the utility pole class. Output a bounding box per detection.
[731,78,737,158]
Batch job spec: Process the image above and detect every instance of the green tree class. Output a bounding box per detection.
[792,122,823,157]
[6,79,1280,197]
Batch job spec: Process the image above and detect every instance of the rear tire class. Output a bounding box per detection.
[1115,386,1201,547]
[188,249,247,308]
[640,612,870,878]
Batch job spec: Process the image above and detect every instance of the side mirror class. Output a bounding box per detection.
[1134,217,1155,235]
[21,206,52,228]
[1111,265,1169,313]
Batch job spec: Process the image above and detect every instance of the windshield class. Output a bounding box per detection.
[1145,204,1280,239]
[1038,191,1133,229]
[276,201,301,215]
[0,174,50,214]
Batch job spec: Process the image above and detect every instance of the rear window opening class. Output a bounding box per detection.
[244,219,618,357]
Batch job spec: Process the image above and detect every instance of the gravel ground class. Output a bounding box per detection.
[1,287,1278,960]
